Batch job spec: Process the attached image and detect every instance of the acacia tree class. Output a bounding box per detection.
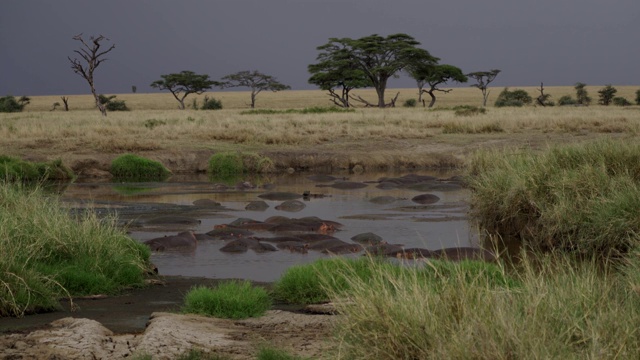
[68,34,115,116]
[308,41,370,107]
[598,85,617,106]
[408,63,467,108]
[221,70,290,108]
[314,34,437,108]
[574,82,592,105]
[467,69,501,106]
[150,71,219,109]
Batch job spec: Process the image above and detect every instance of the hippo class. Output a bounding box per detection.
[276,242,309,254]
[308,238,351,251]
[275,200,306,212]
[205,226,254,239]
[294,233,340,243]
[234,221,276,231]
[322,244,363,255]
[144,231,197,252]
[411,194,440,205]
[316,181,368,190]
[245,200,269,211]
[351,232,384,245]
[144,215,201,227]
[368,196,401,204]
[219,238,278,253]
[258,192,303,201]
[255,236,306,244]
[386,248,433,259]
[192,199,222,207]
[306,175,344,182]
[364,243,405,256]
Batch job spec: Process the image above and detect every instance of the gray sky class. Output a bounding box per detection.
[1,0,638,96]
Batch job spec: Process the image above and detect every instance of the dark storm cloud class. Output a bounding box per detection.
[1,0,638,96]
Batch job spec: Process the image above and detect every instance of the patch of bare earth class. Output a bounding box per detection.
[0,311,335,360]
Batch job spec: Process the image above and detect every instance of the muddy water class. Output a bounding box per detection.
[62,171,475,282]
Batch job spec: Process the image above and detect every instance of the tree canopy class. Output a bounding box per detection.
[468,69,501,106]
[408,63,467,108]
[221,70,290,108]
[312,34,437,108]
[150,71,219,109]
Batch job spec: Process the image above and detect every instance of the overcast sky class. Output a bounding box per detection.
[1,0,638,96]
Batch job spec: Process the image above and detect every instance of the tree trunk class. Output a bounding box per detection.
[376,80,387,108]
[250,91,257,108]
[427,91,436,108]
[61,96,69,111]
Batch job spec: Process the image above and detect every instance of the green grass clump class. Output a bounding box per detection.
[273,256,516,305]
[452,104,487,116]
[110,153,171,181]
[0,155,73,181]
[182,280,271,319]
[468,138,640,257]
[330,252,640,359]
[256,346,308,360]
[0,183,151,317]
[208,151,274,180]
[442,121,503,134]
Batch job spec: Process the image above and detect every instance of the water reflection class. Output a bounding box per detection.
[62,171,476,282]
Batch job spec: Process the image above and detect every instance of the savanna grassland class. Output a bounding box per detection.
[2,86,640,176]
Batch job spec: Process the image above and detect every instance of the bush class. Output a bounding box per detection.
[182,281,271,319]
[0,156,73,182]
[0,95,29,113]
[403,98,417,107]
[98,94,129,111]
[558,95,578,106]
[598,85,617,106]
[574,82,592,105]
[613,96,632,107]
[200,96,223,110]
[494,88,532,107]
[636,89,640,105]
[110,154,171,181]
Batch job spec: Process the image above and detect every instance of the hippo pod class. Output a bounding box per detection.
[219,238,278,254]
[144,231,197,252]
[205,226,254,240]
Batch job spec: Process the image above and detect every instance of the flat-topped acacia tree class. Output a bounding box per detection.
[220,70,290,108]
[467,69,501,107]
[151,71,219,109]
[408,63,467,108]
[68,34,115,116]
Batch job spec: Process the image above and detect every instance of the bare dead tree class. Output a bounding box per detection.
[68,34,115,116]
[536,82,553,107]
[349,92,400,108]
[61,96,69,111]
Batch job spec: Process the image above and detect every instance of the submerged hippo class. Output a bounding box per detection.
[322,244,363,255]
[316,181,368,190]
[351,232,384,245]
[411,194,440,205]
[245,200,269,211]
[205,226,254,239]
[275,200,306,212]
[144,231,197,252]
[258,192,303,201]
[219,238,278,254]
[308,238,351,251]
[276,242,309,254]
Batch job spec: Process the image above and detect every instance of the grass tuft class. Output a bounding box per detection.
[0,155,73,181]
[110,153,171,181]
[208,151,274,180]
[182,280,271,319]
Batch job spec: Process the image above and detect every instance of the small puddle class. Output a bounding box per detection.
[62,171,476,282]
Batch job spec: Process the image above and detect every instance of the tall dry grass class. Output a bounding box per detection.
[326,254,640,359]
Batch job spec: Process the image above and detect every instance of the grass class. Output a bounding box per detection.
[272,256,515,305]
[0,155,73,181]
[467,137,640,257]
[182,280,271,319]
[208,151,275,181]
[326,253,640,359]
[256,346,309,360]
[0,183,151,317]
[110,153,171,181]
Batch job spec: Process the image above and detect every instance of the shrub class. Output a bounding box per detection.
[143,118,167,129]
[494,88,532,107]
[200,96,223,110]
[403,98,417,107]
[574,82,592,105]
[99,94,129,111]
[612,96,632,107]
[558,95,578,106]
[636,89,640,105]
[598,85,617,106]
[0,95,29,113]
[182,281,271,319]
[0,156,73,182]
[453,105,486,117]
[110,154,171,181]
